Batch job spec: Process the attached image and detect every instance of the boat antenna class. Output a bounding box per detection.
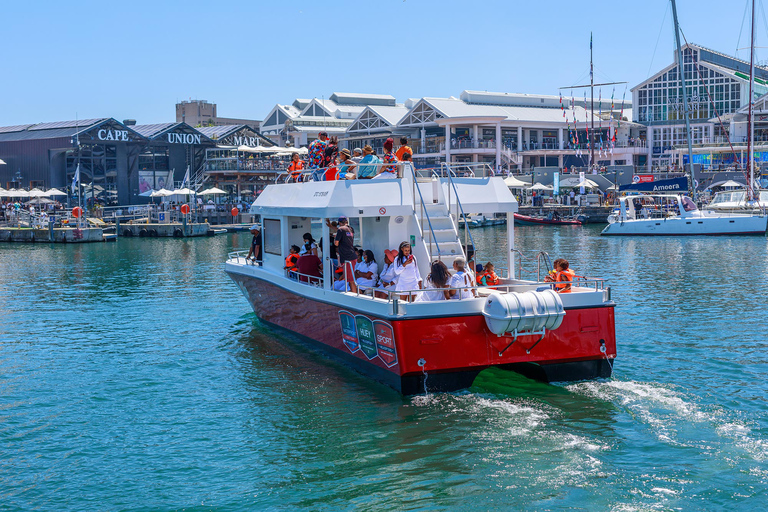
[559,34,625,173]
[748,0,756,200]
[670,0,697,200]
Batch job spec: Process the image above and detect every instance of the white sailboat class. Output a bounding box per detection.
[602,0,768,236]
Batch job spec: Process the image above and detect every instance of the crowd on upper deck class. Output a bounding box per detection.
[287,134,413,182]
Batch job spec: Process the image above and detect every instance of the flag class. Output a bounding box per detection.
[167,169,174,190]
[71,163,80,194]
[181,165,190,188]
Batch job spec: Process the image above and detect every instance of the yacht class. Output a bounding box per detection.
[601,193,768,235]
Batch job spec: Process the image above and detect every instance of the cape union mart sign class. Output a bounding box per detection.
[97,129,130,141]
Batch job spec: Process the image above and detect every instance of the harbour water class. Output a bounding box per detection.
[1,227,767,510]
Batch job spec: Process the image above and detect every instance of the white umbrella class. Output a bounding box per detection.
[528,182,553,191]
[28,188,48,198]
[45,187,67,196]
[719,179,745,188]
[504,176,530,188]
[0,159,6,165]
[198,187,227,195]
[560,177,599,189]
[151,188,174,197]
[9,189,30,198]
[171,187,195,195]
[139,189,155,197]
[0,187,7,196]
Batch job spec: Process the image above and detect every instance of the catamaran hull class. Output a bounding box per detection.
[601,215,768,236]
[227,271,616,394]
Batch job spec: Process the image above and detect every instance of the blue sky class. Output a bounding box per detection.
[1,0,766,126]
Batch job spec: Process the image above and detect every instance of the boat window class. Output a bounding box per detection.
[264,218,281,255]
[681,196,698,212]
[761,191,768,202]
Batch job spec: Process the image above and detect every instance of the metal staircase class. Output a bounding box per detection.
[420,200,465,264]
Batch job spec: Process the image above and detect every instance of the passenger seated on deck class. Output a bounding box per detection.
[415,261,451,301]
[544,258,563,283]
[296,252,322,285]
[357,145,382,179]
[374,249,398,299]
[333,268,349,291]
[476,262,500,287]
[299,233,318,257]
[554,259,576,293]
[449,257,476,300]
[354,250,378,292]
[284,245,300,278]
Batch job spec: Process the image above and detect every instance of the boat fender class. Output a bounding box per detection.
[482,290,565,336]
[139,228,148,237]
[149,229,158,237]
[173,228,184,238]
[123,229,133,237]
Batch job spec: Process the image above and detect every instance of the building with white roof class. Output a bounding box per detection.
[342,90,639,172]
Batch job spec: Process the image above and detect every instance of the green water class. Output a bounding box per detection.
[1,227,767,510]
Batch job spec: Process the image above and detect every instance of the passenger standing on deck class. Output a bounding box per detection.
[308,131,329,181]
[288,153,305,182]
[395,137,413,161]
[393,241,422,301]
[325,219,339,267]
[334,216,358,293]
[449,257,475,299]
[246,224,262,264]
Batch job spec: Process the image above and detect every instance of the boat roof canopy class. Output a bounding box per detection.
[252,177,517,218]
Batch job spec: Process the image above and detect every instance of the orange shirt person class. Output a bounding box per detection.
[395,137,413,161]
[288,153,305,181]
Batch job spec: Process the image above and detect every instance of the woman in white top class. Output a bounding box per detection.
[299,232,318,257]
[374,249,398,299]
[415,261,451,302]
[393,241,422,301]
[354,250,379,291]
[449,257,476,300]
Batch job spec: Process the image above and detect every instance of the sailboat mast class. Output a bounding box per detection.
[590,32,595,168]
[749,0,756,197]
[670,0,696,199]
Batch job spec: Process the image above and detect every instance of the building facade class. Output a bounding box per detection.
[633,43,768,170]
[176,100,261,130]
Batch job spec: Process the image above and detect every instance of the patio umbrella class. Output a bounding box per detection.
[139,189,155,197]
[719,179,745,188]
[9,189,30,198]
[150,188,174,197]
[504,176,530,188]
[198,187,227,195]
[528,183,553,191]
[45,188,67,196]
[28,188,48,198]
[171,188,195,195]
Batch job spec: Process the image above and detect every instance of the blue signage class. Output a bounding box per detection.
[619,177,689,193]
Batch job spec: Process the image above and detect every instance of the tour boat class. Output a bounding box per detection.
[514,212,583,226]
[225,164,616,394]
[601,193,767,235]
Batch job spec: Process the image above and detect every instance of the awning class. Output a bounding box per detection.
[45,188,67,196]
[198,187,227,195]
[559,177,600,189]
[504,176,530,188]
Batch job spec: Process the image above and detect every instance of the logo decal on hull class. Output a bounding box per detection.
[373,320,398,367]
[339,310,359,353]
[338,311,397,367]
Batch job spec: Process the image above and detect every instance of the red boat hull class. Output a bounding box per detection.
[228,273,616,394]
[514,213,583,226]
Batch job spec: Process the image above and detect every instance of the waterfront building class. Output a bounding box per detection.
[259,93,397,147]
[632,43,768,170]
[342,90,641,172]
[0,118,277,204]
[175,99,261,129]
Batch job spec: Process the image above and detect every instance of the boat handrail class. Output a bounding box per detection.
[511,249,553,281]
[406,162,442,260]
[444,162,483,265]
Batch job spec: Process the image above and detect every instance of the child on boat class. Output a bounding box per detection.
[476,262,500,287]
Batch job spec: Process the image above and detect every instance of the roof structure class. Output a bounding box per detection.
[0,118,146,143]
[330,92,397,107]
[0,124,34,134]
[348,106,411,133]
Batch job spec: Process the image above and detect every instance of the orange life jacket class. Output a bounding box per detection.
[285,254,299,271]
[288,160,305,178]
[555,268,575,293]
[476,270,500,287]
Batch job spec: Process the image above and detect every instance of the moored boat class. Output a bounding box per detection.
[514,212,583,226]
[226,163,616,394]
[601,193,767,235]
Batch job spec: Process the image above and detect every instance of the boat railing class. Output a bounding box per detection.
[511,249,553,281]
[274,162,410,183]
[444,162,487,265]
[406,162,442,261]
